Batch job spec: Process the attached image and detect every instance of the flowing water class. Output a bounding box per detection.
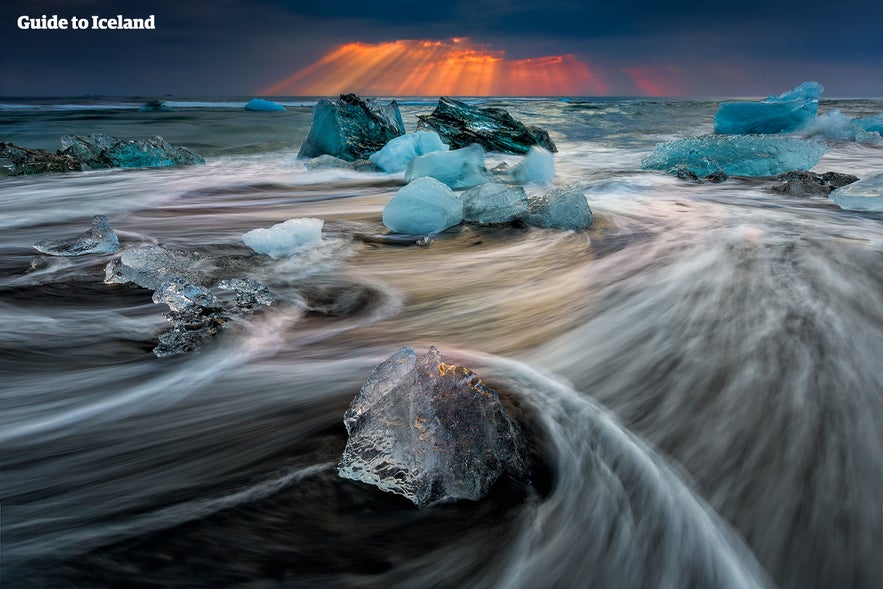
[0,97,881,588]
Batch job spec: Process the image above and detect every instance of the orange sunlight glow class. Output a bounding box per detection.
[263,39,608,96]
[623,66,687,97]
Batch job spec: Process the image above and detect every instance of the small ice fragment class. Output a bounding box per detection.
[33,215,120,256]
[829,172,883,212]
[404,143,488,189]
[522,183,593,230]
[368,131,450,173]
[382,177,464,234]
[460,183,528,224]
[244,98,286,112]
[511,146,555,185]
[242,218,324,258]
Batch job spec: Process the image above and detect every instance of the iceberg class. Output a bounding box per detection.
[338,346,525,507]
[33,214,119,256]
[368,131,449,173]
[854,114,883,134]
[137,100,172,112]
[796,110,881,143]
[0,142,80,177]
[641,135,829,177]
[104,245,207,289]
[417,97,557,154]
[511,146,555,185]
[522,183,593,230]
[382,177,464,234]
[404,143,488,189]
[460,183,528,224]
[768,170,858,197]
[244,98,286,112]
[242,218,324,259]
[59,134,205,169]
[714,81,823,134]
[829,172,883,212]
[298,94,405,162]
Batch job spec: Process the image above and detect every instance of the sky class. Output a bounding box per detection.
[1,0,882,97]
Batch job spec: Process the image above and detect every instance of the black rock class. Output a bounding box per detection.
[417,97,557,154]
[704,171,729,183]
[0,142,80,177]
[675,168,700,182]
[769,170,859,197]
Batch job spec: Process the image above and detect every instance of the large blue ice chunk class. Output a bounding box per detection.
[522,183,593,230]
[641,135,829,177]
[829,172,883,212]
[853,114,883,135]
[714,82,823,135]
[33,214,119,256]
[59,134,205,169]
[382,177,464,234]
[244,98,286,112]
[242,218,324,258]
[796,110,881,143]
[404,143,488,189]
[460,183,528,224]
[511,146,555,185]
[368,131,449,173]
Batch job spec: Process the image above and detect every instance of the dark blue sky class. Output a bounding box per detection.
[2,0,882,97]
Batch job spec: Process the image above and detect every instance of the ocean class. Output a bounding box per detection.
[1,96,881,588]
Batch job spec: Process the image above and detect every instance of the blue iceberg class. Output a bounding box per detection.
[382,177,464,234]
[59,134,205,169]
[404,144,488,189]
[511,146,555,185]
[460,183,528,225]
[641,135,829,177]
[714,82,823,135]
[244,98,286,112]
[33,214,119,256]
[828,172,883,212]
[298,94,405,161]
[523,183,593,230]
[368,131,449,173]
[796,110,881,143]
[853,114,883,135]
[242,218,324,258]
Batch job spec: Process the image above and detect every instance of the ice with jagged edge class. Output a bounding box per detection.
[382,177,464,234]
[244,98,286,112]
[104,245,207,289]
[369,130,449,173]
[796,110,882,143]
[242,218,324,258]
[522,183,593,230]
[511,146,555,185]
[33,215,119,256]
[152,278,216,312]
[404,143,488,189]
[829,171,883,212]
[853,114,883,134]
[460,183,528,224]
[714,82,823,135]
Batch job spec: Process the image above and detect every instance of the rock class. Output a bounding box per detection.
[298,93,405,162]
[460,183,528,224]
[0,142,80,177]
[244,98,286,112]
[828,172,883,212]
[641,135,829,177]
[382,177,464,235]
[510,146,555,185]
[522,183,593,230]
[796,110,881,143]
[854,114,883,134]
[59,134,205,169]
[242,218,324,259]
[338,346,525,507]
[704,171,729,183]
[714,81,823,134]
[137,100,172,112]
[768,171,859,197]
[33,214,119,256]
[404,144,489,189]
[676,169,700,182]
[368,131,449,173]
[417,97,557,154]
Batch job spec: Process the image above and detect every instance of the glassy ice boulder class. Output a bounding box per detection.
[829,172,883,212]
[460,183,528,224]
[368,131,449,173]
[298,93,405,162]
[417,96,556,154]
[382,177,464,235]
[522,182,593,230]
[641,135,829,177]
[104,245,208,289]
[33,214,119,256]
[404,144,488,189]
[244,98,286,112]
[511,146,555,185]
[796,110,881,143]
[338,346,525,507]
[242,218,324,258]
[853,114,883,134]
[0,142,80,177]
[714,81,823,135]
[59,134,205,169]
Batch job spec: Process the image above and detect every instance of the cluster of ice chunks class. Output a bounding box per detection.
[382,177,464,235]
[522,183,594,230]
[59,134,205,169]
[338,346,525,507]
[510,146,555,185]
[641,135,829,177]
[244,98,286,112]
[828,172,883,212]
[714,81,823,135]
[460,183,528,224]
[368,131,449,173]
[854,114,883,134]
[795,110,881,143]
[242,218,324,259]
[404,144,489,189]
[0,142,80,177]
[298,93,405,162]
[33,215,119,256]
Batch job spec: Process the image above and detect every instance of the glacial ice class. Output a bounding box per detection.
[242,218,324,258]
[244,98,286,112]
[460,183,528,224]
[59,134,205,169]
[796,110,881,143]
[152,278,216,312]
[404,144,488,189]
[828,172,883,212]
[298,94,405,161]
[33,215,119,256]
[338,346,525,507]
[854,114,883,134]
[714,81,823,134]
[522,183,593,230]
[382,177,464,234]
[0,142,80,177]
[641,135,829,177]
[368,131,449,173]
[104,245,207,289]
[217,278,274,309]
[511,146,555,185]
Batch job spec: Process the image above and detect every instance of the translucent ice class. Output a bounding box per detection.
[152,278,216,312]
[796,110,881,143]
[511,146,555,185]
[368,131,449,173]
[522,183,593,230]
[382,177,464,234]
[298,94,405,161]
[338,346,525,507]
[0,142,80,177]
[404,143,488,189]
[714,82,823,135]
[33,215,119,256]
[829,172,883,212]
[854,114,883,134]
[104,245,207,289]
[460,183,528,224]
[641,135,829,177]
[244,98,286,112]
[217,278,274,308]
[59,134,205,169]
[242,218,324,258]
